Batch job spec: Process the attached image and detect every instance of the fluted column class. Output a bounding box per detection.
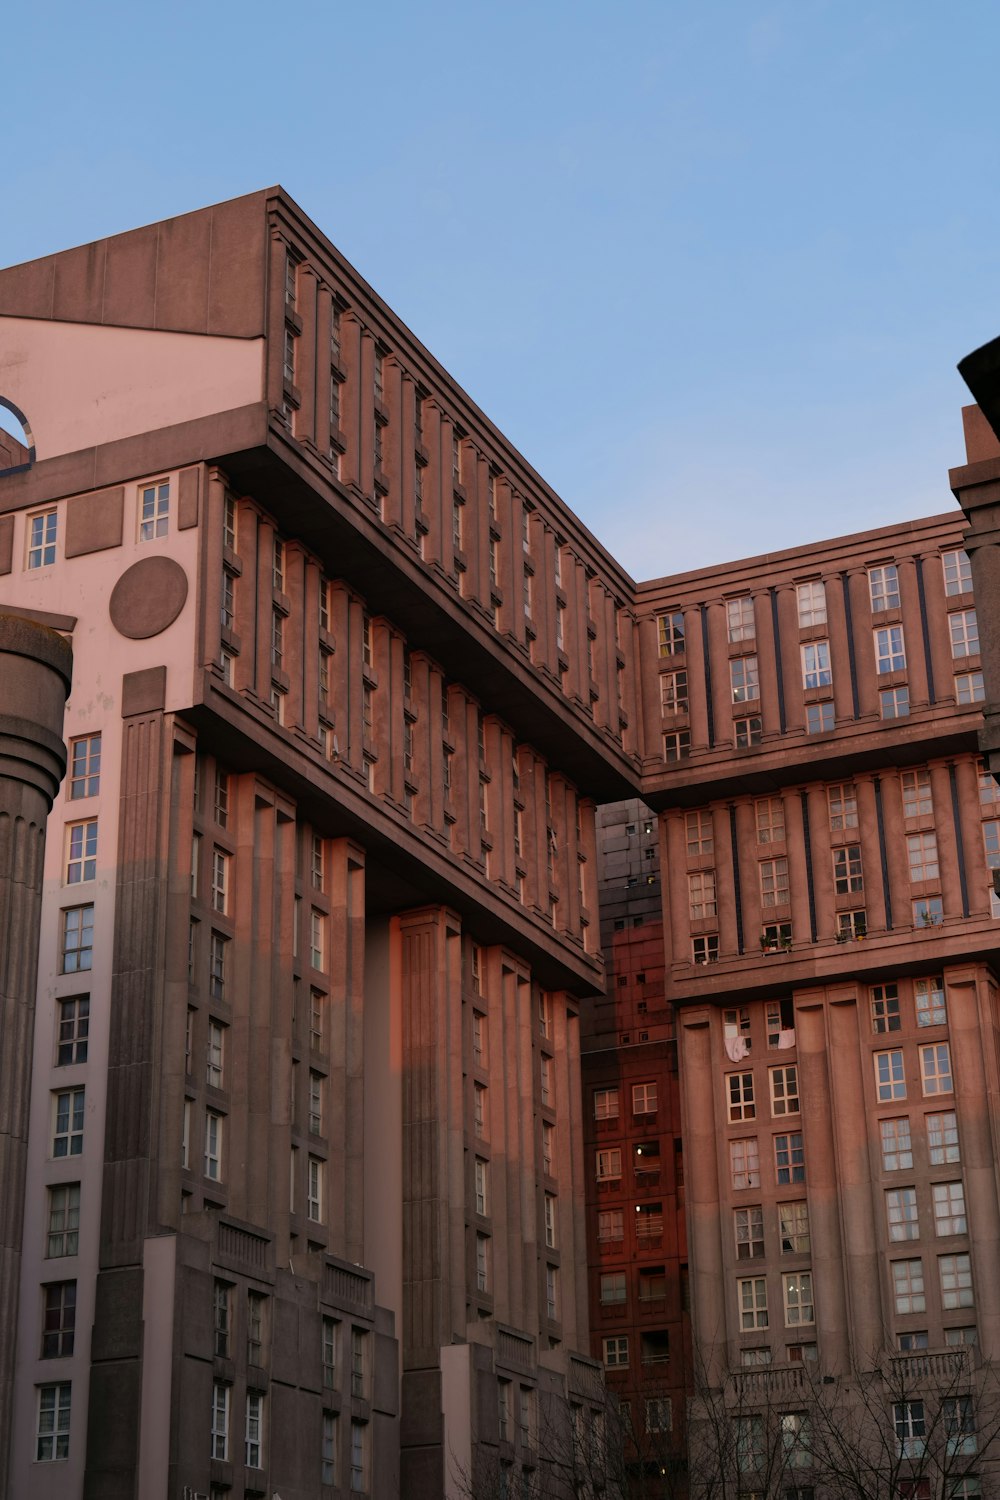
[0,614,71,1492]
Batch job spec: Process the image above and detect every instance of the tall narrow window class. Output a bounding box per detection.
[52,1089,85,1158]
[36,1383,71,1461]
[61,906,94,973]
[942,549,973,596]
[869,564,900,611]
[56,996,89,1066]
[796,580,827,627]
[139,481,170,541]
[801,641,832,688]
[68,735,101,799]
[27,509,58,569]
[46,1184,81,1258]
[41,1281,76,1357]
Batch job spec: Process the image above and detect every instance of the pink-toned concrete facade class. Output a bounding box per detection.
[5,188,1000,1500]
[0,190,633,1500]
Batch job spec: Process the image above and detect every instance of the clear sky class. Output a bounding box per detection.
[3,1,999,580]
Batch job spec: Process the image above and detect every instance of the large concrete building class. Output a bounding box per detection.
[0,189,640,1500]
[3,189,1000,1500]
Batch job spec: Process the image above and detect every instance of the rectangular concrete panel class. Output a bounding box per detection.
[64,485,124,557]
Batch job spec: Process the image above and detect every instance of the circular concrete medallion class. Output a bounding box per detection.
[109,556,188,640]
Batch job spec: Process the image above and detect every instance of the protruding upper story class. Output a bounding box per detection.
[635,510,985,808]
[0,188,641,793]
[0,188,656,999]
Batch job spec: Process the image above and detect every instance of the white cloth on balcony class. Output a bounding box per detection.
[777,1029,796,1049]
[725,1036,750,1061]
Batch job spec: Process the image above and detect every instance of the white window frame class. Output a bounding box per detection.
[874,624,906,674]
[796,580,827,627]
[738,1276,768,1330]
[920,1042,953,1096]
[138,479,170,542]
[801,640,832,689]
[783,1271,814,1325]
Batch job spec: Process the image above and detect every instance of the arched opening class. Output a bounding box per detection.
[0,397,35,477]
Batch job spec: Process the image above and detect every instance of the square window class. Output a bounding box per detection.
[837,908,867,939]
[56,995,89,1066]
[913,896,944,927]
[738,1276,768,1330]
[956,671,985,703]
[68,735,101,800]
[806,701,835,734]
[880,686,910,719]
[52,1089,84,1158]
[46,1183,80,1258]
[907,832,939,882]
[774,1133,805,1184]
[920,1043,952,1095]
[735,1206,764,1258]
[783,1271,814,1325]
[886,1187,919,1241]
[727,1072,756,1122]
[770,1066,799,1116]
[869,564,900,611]
[797,581,827,628]
[875,1050,906,1102]
[692,933,720,964]
[801,641,832,689]
[892,1258,925,1314]
[735,715,763,748]
[139,480,170,541]
[36,1382,71,1461]
[927,1110,960,1165]
[663,730,691,761]
[870,983,900,1033]
[61,905,94,974]
[27,509,58,569]
[932,1181,967,1236]
[880,1117,913,1171]
[939,1253,974,1309]
[949,609,980,659]
[874,625,906,674]
[779,1201,810,1254]
[731,1138,760,1190]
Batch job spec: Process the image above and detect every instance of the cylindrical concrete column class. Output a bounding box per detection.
[0,614,72,1490]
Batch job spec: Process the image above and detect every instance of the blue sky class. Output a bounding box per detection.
[3,1,998,579]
